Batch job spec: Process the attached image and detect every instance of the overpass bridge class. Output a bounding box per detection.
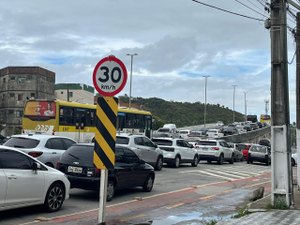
[179,124,271,144]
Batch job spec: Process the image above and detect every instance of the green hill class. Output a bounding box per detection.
[118,95,245,129]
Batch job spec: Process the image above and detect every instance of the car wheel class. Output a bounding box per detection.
[143,175,154,192]
[229,154,234,164]
[191,155,198,167]
[106,180,115,202]
[155,156,163,171]
[292,158,296,167]
[173,156,180,168]
[44,183,65,212]
[218,154,224,165]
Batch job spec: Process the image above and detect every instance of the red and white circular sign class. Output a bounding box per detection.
[92,55,127,96]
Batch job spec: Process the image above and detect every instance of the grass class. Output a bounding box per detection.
[232,207,251,218]
[266,199,289,210]
[203,220,218,225]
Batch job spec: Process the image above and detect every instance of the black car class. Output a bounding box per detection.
[57,143,155,201]
[223,126,238,136]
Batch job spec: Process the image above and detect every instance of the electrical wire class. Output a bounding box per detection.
[255,0,266,7]
[191,0,265,22]
[233,0,268,18]
[244,0,268,14]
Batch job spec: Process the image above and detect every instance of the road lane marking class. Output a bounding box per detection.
[199,195,215,200]
[204,169,247,179]
[165,203,185,209]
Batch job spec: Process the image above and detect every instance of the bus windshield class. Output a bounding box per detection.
[24,101,56,118]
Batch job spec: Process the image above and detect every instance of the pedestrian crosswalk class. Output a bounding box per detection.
[179,164,270,181]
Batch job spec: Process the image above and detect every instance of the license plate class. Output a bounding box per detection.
[201,147,208,151]
[68,166,83,173]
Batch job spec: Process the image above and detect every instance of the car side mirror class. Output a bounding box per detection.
[33,162,41,171]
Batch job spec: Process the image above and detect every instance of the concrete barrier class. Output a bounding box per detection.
[217,126,271,143]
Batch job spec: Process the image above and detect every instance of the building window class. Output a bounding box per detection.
[10,76,15,80]
[69,92,73,97]
[8,110,14,115]
[18,94,23,101]
[10,93,15,98]
[30,93,35,98]
[3,78,6,83]
[18,77,26,84]
[61,91,64,94]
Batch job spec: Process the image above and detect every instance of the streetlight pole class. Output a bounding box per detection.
[126,53,138,108]
[203,75,210,128]
[232,85,237,122]
[243,91,248,121]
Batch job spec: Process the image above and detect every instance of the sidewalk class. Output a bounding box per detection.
[218,185,300,225]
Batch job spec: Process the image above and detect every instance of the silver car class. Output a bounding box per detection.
[116,134,164,171]
[3,134,77,168]
[247,144,271,166]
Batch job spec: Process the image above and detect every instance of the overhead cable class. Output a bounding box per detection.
[191,0,264,22]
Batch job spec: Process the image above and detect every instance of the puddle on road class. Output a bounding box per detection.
[125,188,253,225]
[130,211,233,225]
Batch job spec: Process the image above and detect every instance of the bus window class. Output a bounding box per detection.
[59,106,74,125]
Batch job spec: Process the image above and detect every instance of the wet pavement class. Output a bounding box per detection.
[21,172,272,225]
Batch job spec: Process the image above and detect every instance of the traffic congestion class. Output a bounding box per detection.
[0,116,277,216]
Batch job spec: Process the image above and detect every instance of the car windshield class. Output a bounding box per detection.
[152,139,173,146]
[116,137,129,145]
[197,141,217,146]
[62,145,94,166]
[3,137,40,148]
[179,131,188,134]
[158,128,170,132]
[250,145,266,153]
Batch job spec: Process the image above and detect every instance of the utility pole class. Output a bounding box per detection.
[203,75,210,128]
[296,12,300,189]
[232,85,237,122]
[243,91,248,121]
[270,0,292,207]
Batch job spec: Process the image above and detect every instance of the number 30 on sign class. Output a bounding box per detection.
[92,55,128,97]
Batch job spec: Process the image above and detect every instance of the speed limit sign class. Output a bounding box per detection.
[92,55,127,96]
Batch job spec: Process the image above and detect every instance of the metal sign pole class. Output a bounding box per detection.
[98,169,108,225]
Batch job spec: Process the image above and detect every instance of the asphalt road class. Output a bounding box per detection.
[0,161,271,225]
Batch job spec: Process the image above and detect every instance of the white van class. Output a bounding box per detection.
[206,129,224,138]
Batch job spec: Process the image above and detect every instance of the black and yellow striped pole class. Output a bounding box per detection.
[94,96,118,170]
[92,55,127,225]
[94,97,118,225]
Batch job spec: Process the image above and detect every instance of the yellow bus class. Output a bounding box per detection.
[260,114,271,125]
[22,99,153,142]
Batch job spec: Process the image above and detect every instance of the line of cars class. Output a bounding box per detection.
[0,132,296,214]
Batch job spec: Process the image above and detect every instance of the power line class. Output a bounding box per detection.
[233,0,268,18]
[255,0,266,7]
[244,0,268,14]
[191,0,265,22]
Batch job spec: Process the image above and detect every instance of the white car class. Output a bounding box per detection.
[178,130,191,139]
[116,134,164,171]
[206,129,224,138]
[195,139,234,164]
[152,138,199,168]
[3,134,77,168]
[0,146,70,212]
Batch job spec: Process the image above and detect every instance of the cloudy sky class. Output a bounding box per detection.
[0,0,298,122]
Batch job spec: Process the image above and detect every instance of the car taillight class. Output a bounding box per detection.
[56,161,61,169]
[28,151,43,157]
[95,168,101,176]
[212,147,220,151]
